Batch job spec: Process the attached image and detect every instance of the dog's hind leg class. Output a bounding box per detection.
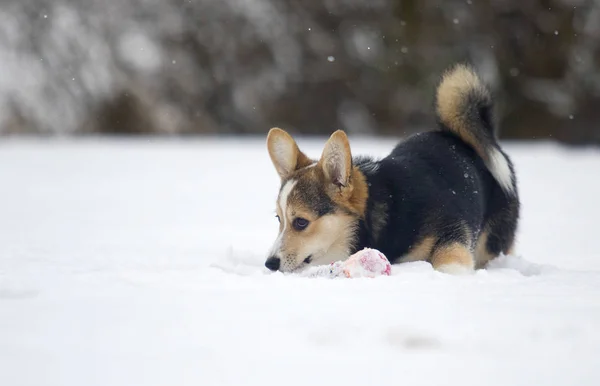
[474,230,495,269]
[475,197,520,269]
[431,242,475,274]
[427,220,476,274]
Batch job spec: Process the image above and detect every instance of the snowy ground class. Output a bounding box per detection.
[1,136,599,386]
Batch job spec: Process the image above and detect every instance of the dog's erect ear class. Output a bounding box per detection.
[319,130,352,188]
[267,128,312,179]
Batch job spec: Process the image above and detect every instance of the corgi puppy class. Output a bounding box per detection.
[264,64,519,274]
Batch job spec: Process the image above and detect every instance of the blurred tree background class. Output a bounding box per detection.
[0,0,598,143]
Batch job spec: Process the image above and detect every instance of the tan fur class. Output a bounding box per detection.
[318,131,369,219]
[319,131,353,187]
[431,243,475,273]
[474,229,517,268]
[267,127,313,179]
[332,166,368,218]
[436,64,490,162]
[398,236,436,263]
[315,131,369,219]
[474,230,495,269]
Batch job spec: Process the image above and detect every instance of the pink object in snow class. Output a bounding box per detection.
[300,248,391,278]
[342,248,392,278]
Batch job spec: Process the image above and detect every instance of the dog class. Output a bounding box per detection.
[264,64,519,274]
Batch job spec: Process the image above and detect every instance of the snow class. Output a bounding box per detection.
[1,137,600,386]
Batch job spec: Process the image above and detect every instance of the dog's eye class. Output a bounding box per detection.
[275,215,280,223]
[293,217,309,231]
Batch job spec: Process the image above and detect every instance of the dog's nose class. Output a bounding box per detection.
[265,256,280,271]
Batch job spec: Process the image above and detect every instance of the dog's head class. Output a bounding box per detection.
[264,128,368,273]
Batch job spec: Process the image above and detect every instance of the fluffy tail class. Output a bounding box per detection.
[435,64,516,196]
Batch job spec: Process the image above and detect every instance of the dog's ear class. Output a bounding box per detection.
[319,130,352,188]
[267,128,312,179]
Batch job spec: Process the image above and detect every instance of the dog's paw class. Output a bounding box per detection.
[434,263,474,275]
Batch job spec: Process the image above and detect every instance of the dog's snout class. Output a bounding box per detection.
[265,256,281,271]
